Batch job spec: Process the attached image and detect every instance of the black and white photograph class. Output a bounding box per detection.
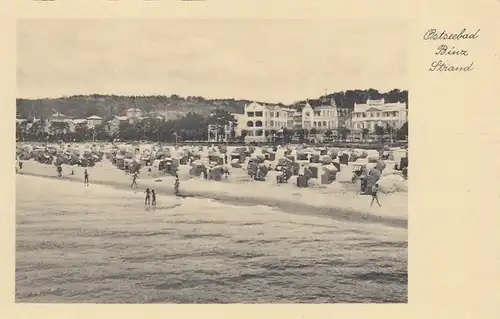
[15,19,408,303]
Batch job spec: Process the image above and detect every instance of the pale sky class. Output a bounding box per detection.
[17,19,408,104]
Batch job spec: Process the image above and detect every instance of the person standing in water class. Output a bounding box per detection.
[144,188,151,206]
[84,169,89,186]
[131,172,138,188]
[370,183,382,207]
[151,189,156,207]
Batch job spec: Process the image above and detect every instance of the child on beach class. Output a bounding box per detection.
[84,169,89,186]
[144,188,151,206]
[131,172,138,188]
[151,189,156,206]
[370,183,382,207]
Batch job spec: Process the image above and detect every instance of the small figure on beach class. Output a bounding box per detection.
[18,161,23,171]
[370,183,382,207]
[131,172,139,188]
[174,175,180,195]
[57,165,63,178]
[151,189,156,206]
[84,169,89,186]
[144,188,151,206]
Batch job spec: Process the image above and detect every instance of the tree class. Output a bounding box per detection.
[209,130,216,141]
[338,127,351,142]
[119,121,137,141]
[361,128,370,141]
[49,122,70,140]
[265,130,271,139]
[324,129,333,141]
[374,124,385,142]
[74,123,88,142]
[396,122,408,141]
[16,121,27,141]
[206,108,236,143]
[298,129,306,144]
[240,129,248,143]
[282,127,292,144]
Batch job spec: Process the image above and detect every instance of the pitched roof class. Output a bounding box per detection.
[50,112,71,119]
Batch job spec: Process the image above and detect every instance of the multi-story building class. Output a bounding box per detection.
[125,108,143,124]
[48,112,73,124]
[350,98,407,139]
[86,115,103,129]
[301,98,339,131]
[292,110,303,129]
[242,102,295,142]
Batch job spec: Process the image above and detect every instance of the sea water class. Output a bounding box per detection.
[16,175,407,303]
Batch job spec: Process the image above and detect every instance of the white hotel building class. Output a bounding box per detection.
[242,102,295,142]
[351,98,407,138]
[301,98,339,131]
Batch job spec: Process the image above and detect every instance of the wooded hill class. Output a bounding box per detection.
[16,89,408,120]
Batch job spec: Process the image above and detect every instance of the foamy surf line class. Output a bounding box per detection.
[18,172,407,229]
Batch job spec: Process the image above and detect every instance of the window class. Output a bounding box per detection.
[270,120,274,127]
[305,112,310,117]
[318,122,322,127]
[313,121,317,127]
[362,113,366,118]
[248,131,254,136]
[247,121,254,127]
[247,112,254,117]
[270,112,274,118]
[370,113,373,117]
[255,121,263,127]
[323,121,327,127]
[314,111,321,116]
[256,130,263,136]
[255,111,263,117]
[276,112,280,118]
[376,112,380,117]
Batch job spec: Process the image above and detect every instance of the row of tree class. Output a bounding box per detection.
[17,106,408,145]
[16,109,238,143]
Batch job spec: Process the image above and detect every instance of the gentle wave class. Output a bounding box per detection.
[16,174,407,303]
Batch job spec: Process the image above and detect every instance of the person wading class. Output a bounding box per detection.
[151,189,156,207]
[144,188,151,206]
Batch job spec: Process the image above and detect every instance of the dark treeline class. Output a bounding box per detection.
[16,109,239,144]
[16,89,408,120]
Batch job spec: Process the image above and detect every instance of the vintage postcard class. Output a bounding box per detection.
[15,18,408,304]
[2,0,500,317]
